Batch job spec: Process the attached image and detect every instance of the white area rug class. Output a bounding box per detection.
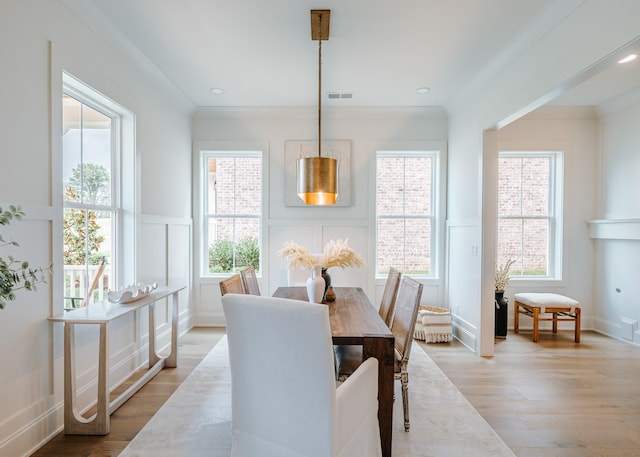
[120,337,515,457]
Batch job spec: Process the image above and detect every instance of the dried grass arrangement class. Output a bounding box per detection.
[495,259,515,292]
[277,241,316,270]
[278,239,366,271]
[320,239,366,270]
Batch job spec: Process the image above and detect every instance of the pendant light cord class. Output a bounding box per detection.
[318,37,322,158]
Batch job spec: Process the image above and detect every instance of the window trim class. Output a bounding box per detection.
[498,150,564,281]
[374,149,441,279]
[62,72,136,291]
[198,147,264,278]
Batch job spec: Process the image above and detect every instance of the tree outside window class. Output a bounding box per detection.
[63,182,106,266]
[62,92,116,307]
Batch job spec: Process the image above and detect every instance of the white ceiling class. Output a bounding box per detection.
[65,0,640,110]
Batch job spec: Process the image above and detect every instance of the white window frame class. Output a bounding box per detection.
[199,149,263,277]
[62,72,136,293]
[375,149,441,279]
[497,150,564,281]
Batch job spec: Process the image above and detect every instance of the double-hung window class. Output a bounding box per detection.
[497,151,563,279]
[376,151,437,276]
[62,81,119,307]
[202,151,262,275]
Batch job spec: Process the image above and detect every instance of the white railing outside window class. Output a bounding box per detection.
[64,265,111,308]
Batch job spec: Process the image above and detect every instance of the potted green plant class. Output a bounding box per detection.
[0,205,53,309]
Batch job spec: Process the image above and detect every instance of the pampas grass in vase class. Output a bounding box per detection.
[278,239,366,271]
[278,239,366,299]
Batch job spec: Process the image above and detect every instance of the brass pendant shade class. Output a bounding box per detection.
[297,9,338,206]
[297,156,337,205]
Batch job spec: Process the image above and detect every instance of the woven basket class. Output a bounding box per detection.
[419,305,449,313]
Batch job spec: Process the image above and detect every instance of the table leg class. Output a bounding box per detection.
[64,322,110,435]
[63,323,77,433]
[166,291,179,368]
[148,293,179,368]
[364,334,394,457]
[96,323,109,432]
[148,302,160,367]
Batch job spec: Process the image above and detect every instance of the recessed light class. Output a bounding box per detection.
[416,87,431,94]
[618,54,637,64]
[209,88,224,95]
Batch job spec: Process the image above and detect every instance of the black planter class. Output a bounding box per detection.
[321,268,331,300]
[495,291,508,338]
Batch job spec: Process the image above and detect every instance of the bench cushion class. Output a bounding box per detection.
[514,293,579,313]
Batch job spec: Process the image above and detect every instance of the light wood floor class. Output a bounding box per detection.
[420,330,640,456]
[32,327,640,456]
[31,327,225,457]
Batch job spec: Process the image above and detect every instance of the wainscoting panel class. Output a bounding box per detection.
[446,223,481,326]
[139,215,193,336]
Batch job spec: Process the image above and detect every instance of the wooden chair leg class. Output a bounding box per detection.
[553,312,558,334]
[514,302,520,334]
[575,308,581,343]
[401,371,410,432]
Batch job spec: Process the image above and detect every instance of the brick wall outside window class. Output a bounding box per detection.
[204,151,553,278]
[497,155,554,276]
[205,155,261,273]
[376,155,432,275]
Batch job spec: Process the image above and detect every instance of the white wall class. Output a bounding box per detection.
[191,107,448,326]
[2,0,639,454]
[496,107,598,331]
[445,0,640,355]
[0,1,193,455]
[591,95,640,342]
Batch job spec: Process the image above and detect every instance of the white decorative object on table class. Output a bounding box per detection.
[108,282,158,304]
[307,265,325,303]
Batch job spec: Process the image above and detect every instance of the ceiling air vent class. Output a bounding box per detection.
[327,92,354,99]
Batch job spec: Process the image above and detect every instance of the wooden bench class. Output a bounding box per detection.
[514,293,581,343]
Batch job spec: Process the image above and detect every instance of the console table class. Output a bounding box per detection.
[48,285,185,435]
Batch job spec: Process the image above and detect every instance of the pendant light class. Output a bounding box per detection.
[297,9,338,206]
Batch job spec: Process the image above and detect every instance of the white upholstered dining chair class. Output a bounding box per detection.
[222,293,382,457]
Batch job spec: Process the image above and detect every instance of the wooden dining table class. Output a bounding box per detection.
[272,286,395,457]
